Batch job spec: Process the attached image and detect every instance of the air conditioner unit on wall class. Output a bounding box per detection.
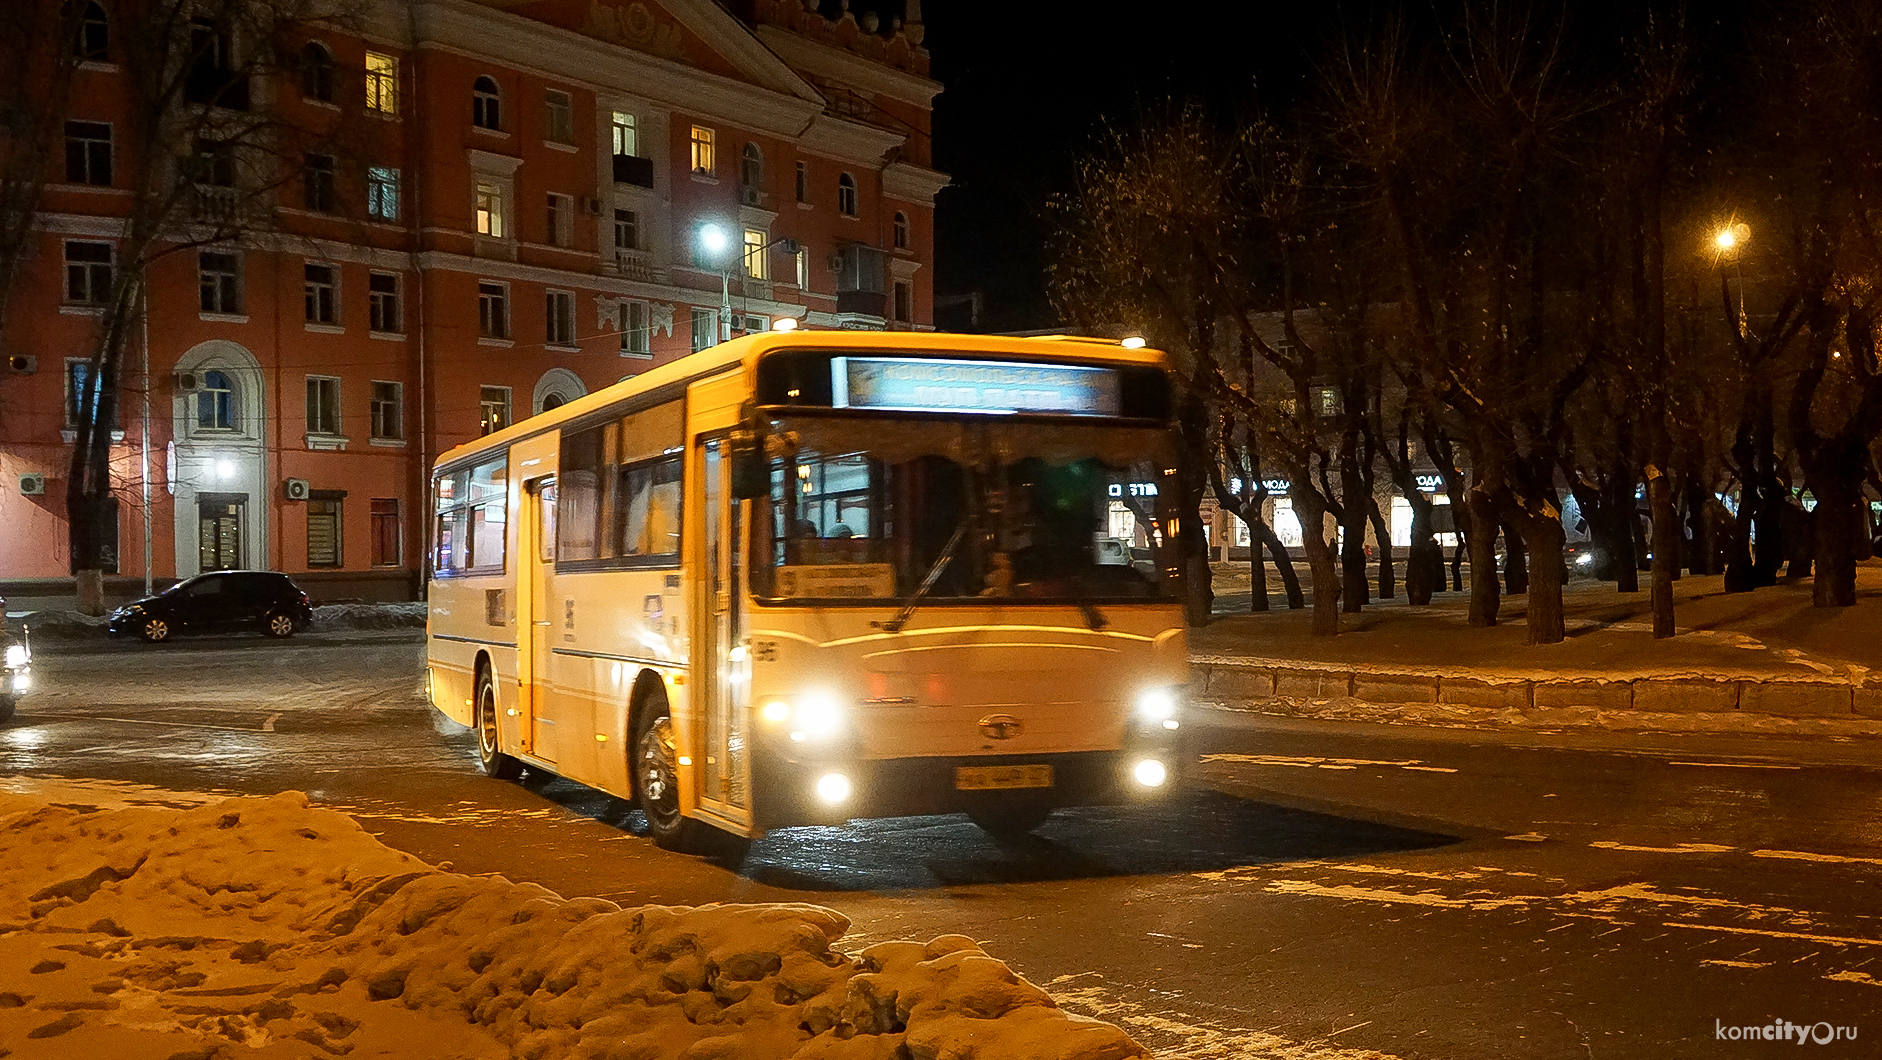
[283,478,310,501]
[175,372,202,392]
[18,473,45,496]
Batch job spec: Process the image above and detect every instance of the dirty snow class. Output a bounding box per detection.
[0,791,1146,1060]
[1203,696,1882,736]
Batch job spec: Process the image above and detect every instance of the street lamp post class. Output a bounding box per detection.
[1714,222,1750,335]
[696,222,734,343]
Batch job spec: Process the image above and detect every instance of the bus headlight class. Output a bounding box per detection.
[4,644,26,669]
[1133,759,1168,788]
[763,692,847,742]
[1136,687,1179,727]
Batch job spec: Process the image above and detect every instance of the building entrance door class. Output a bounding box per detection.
[197,493,246,571]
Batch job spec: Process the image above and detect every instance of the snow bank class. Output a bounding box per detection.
[0,791,1146,1060]
[312,601,427,631]
[15,610,105,641]
[1211,695,1882,737]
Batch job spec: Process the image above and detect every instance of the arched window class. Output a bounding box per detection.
[197,370,235,430]
[300,42,334,103]
[837,172,858,217]
[541,393,565,412]
[740,143,763,197]
[74,2,109,61]
[472,76,502,130]
[892,211,909,250]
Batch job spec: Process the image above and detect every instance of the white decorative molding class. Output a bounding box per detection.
[753,26,942,108]
[469,148,524,177]
[305,433,351,451]
[882,161,950,206]
[650,301,675,338]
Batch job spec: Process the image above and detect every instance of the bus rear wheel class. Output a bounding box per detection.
[633,708,748,864]
[476,667,522,780]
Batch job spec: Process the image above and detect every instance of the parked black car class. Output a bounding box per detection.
[107,571,314,643]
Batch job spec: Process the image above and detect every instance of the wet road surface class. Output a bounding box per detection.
[4,631,1881,1058]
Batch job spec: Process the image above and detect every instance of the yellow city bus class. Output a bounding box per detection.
[424,331,1190,858]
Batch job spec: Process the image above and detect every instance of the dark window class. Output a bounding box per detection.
[303,263,337,323]
[306,375,340,434]
[198,370,235,430]
[546,290,574,347]
[477,281,508,339]
[837,172,857,216]
[368,272,400,332]
[367,166,399,220]
[472,75,501,130]
[300,41,334,102]
[893,211,910,250]
[740,142,763,199]
[613,208,639,251]
[64,241,113,304]
[185,19,246,109]
[794,160,808,203]
[74,2,108,61]
[198,251,241,314]
[303,153,335,212]
[64,121,112,186]
[544,90,573,144]
[371,381,402,439]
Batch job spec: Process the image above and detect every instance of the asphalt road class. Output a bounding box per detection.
[4,630,1880,1058]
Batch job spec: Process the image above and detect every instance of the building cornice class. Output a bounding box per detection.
[753,25,942,109]
[882,161,949,206]
[797,114,904,165]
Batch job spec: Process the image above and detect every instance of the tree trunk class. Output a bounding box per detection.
[1338,434,1369,613]
[1403,491,1441,605]
[1809,454,1863,608]
[1368,495,1396,599]
[1512,508,1566,644]
[1601,463,1640,592]
[1466,488,1501,627]
[1243,506,1270,612]
[1646,465,1678,638]
[1293,489,1341,636]
[1502,518,1529,596]
[1256,521,1306,610]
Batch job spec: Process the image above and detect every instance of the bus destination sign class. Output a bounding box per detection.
[832,357,1122,416]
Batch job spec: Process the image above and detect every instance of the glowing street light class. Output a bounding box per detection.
[772,316,799,332]
[695,222,735,343]
[1714,222,1751,333]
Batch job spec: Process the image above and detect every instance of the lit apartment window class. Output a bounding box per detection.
[475,181,504,237]
[612,111,637,156]
[307,496,342,567]
[368,272,400,333]
[795,247,809,289]
[544,90,574,144]
[305,375,341,434]
[65,121,112,185]
[472,76,501,130]
[371,380,402,440]
[75,2,109,61]
[837,172,857,217]
[690,307,715,353]
[794,160,808,203]
[198,370,234,430]
[546,289,575,347]
[304,153,336,212]
[479,386,511,435]
[364,52,398,114]
[690,125,714,176]
[619,301,650,357]
[613,208,639,251]
[303,262,338,324]
[64,241,113,305]
[546,193,572,247]
[370,499,400,567]
[367,166,400,221]
[300,42,334,102]
[742,227,768,280]
[198,251,242,315]
[893,211,910,250]
[477,281,509,339]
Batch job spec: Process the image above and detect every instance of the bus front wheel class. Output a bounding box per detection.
[476,668,523,780]
[633,709,747,863]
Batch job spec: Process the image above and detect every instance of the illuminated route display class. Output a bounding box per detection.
[831,356,1122,416]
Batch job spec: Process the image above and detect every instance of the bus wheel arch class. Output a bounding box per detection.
[475,654,522,780]
[628,670,744,863]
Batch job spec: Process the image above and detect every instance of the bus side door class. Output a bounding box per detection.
[518,472,557,763]
[692,433,752,829]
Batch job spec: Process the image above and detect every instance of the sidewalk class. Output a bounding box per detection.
[1192,561,1882,737]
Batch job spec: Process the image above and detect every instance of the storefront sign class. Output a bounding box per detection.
[1108,482,1159,498]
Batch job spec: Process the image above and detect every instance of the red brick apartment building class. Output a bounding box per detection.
[1,0,943,604]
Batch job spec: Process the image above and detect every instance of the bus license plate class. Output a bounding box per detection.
[955,764,1054,791]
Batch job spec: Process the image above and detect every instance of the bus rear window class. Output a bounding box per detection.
[433,454,507,574]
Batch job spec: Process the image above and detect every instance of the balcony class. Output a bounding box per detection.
[608,249,657,282]
[612,154,654,188]
[191,185,242,225]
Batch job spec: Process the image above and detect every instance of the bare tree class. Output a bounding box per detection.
[0,4,86,363]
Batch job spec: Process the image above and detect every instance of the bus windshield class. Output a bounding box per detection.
[751,414,1183,604]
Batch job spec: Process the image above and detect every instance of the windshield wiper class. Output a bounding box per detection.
[880,520,968,634]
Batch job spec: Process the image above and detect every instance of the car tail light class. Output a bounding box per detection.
[298,591,311,605]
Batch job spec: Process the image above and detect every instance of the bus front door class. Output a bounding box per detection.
[695,436,751,829]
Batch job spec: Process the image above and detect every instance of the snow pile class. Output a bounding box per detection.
[312,601,427,631]
[1211,695,1882,737]
[0,791,1146,1060]
[16,609,106,641]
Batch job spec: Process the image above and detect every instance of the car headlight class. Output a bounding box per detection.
[1136,687,1180,726]
[4,644,26,668]
[1576,553,1594,567]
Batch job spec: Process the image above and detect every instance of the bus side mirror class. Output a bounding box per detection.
[730,435,768,500]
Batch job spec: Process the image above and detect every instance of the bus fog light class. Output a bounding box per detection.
[1162,718,1179,730]
[761,700,791,722]
[5,645,27,668]
[815,772,852,805]
[12,673,29,693]
[1133,759,1168,788]
[1136,688,1178,724]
